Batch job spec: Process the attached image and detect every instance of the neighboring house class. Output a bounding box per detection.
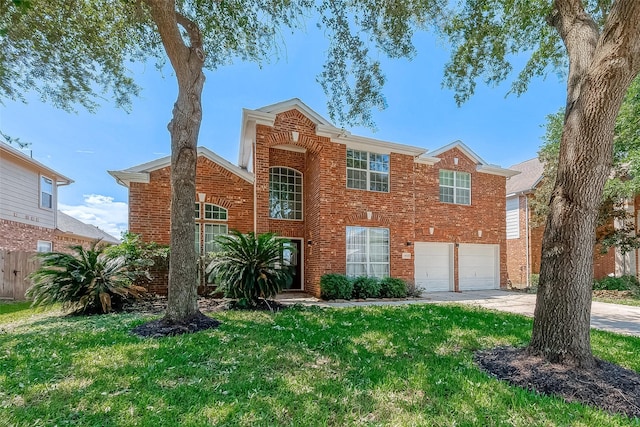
[0,141,119,252]
[55,211,121,248]
[0,141,72,252]
[506,157,636,287]
[110,98,518,297]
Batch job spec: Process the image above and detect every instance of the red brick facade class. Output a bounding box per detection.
[129,156,254,245]
[124,104,512,297]
[0,219,55,252]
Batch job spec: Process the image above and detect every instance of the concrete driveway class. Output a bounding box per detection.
[280,290,640,337]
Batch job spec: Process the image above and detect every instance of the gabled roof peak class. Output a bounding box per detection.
[255,98,334,127]
[428,140,488,165]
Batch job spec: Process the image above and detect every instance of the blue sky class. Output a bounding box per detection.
[0,28,566,239]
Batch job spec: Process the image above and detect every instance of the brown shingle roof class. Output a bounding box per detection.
[506,158,544,195]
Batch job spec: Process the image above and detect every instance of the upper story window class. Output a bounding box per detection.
[439,170,471,205]
[269,167,302,220]
[346,149,389,192]
[40,176,53,209]
[195,203,200,219]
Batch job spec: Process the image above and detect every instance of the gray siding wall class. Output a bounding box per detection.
[0,155,56,229]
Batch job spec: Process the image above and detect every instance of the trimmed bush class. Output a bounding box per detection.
[320,274,353,300]
[380,277,408,298]
[352,276,381,299]
[593,275,639,291]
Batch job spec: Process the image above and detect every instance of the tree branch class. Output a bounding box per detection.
[175,11,205,62]
[142,0,190,80]
[549,0,599,118]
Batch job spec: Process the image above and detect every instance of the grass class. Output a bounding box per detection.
[593,296,640,307]
[1,302,640,426]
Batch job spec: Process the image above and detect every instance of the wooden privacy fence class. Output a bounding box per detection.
[0,250,39,300]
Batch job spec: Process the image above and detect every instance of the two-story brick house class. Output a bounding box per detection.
[506,157,638,287]
[110,99,517,297]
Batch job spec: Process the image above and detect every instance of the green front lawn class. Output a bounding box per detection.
[1,302,639,426]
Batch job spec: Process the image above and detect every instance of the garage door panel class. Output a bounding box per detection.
[414,243,452,292]
[459,244,499,290]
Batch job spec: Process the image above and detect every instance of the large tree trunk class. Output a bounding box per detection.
[529,0,640,368]
[144,0,206,322]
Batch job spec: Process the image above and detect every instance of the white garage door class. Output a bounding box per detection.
[414,243,453,292]
[459,244,500,290]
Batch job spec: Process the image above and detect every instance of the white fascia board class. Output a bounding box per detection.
[477,164,521,178]
[124,154,172,173]
[257,98,334,126]
[415,155,441,165]
[108,170,150,187]
[238,109,276,169]
[429,140,488,165]
[317,125,426,156]
[1,142,74,185]
[198,147,255,183]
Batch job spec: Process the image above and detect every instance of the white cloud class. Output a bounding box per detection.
[59,194,128,239]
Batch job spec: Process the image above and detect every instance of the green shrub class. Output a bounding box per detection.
[206,231,293,305]
[26,243,147,314]
[593,275,639,291]
[529,274,540,288]
[352,276,381,299]
[380,277,408,298]
[320,274,353,300]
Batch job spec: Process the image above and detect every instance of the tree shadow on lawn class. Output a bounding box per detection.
[3,303,639,425]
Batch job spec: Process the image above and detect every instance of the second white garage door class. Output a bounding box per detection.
[458,244,500,290]
[414,242,453,292]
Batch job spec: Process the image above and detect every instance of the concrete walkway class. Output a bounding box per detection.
[277,290,640,337]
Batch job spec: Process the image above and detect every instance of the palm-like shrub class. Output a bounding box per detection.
[26,243,147,314]
[206,231,293,305]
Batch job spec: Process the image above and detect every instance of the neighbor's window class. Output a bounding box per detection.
[37,240,52,252]
[195,204,228,254]
[269,167,302,220]
[346,226,390,278]
[439,170,471,205]
[506,197,520,239]
[347,149,389,192]
[40,176,53,209]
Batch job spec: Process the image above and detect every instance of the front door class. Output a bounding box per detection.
[282,239,302,290]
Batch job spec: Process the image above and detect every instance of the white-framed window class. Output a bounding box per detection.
[204,203,228,220]
[347,149,389,192]
[506,197,520,239]
[346,226,390,278]
[439,170,471,205]
[40,176,53,209]
[269,167,303,220]
[37,240,52,252]
[195,203,228,254]
[204,223,228,253]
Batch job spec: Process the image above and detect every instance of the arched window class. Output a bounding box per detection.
[269,167,302,220]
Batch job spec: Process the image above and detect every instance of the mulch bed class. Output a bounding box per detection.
[126,295,287,338]
[476,346,640,419]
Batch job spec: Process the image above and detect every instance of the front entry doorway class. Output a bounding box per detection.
[282,239,303,290]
